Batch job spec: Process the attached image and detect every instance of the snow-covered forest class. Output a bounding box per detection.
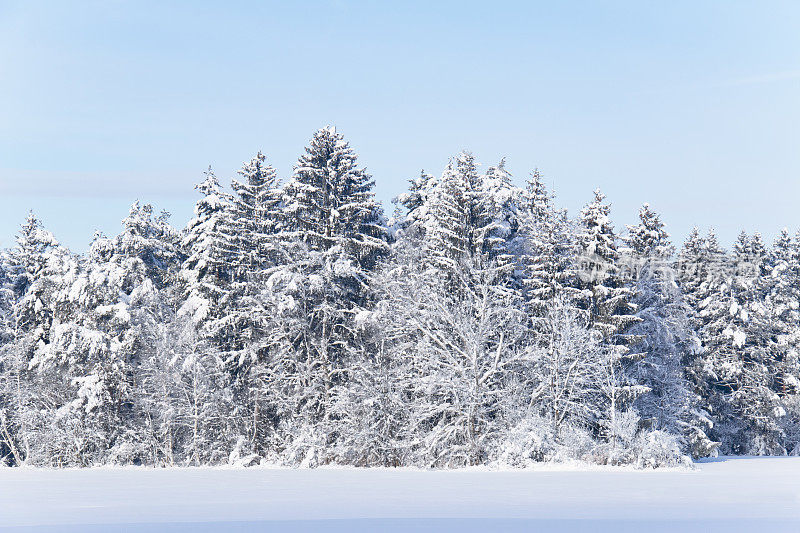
[1,127,798,469]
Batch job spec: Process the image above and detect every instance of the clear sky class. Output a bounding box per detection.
[1,1,799,251]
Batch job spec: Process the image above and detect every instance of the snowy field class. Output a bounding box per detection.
[1,457,799,532]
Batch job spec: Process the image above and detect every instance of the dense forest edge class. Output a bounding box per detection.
[1,126,798,468]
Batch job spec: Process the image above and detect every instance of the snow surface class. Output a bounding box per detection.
[1,457,799,532]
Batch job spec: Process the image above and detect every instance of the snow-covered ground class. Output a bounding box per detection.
[1,456,798,532]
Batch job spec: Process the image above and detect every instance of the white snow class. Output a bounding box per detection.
[0,457,799,532]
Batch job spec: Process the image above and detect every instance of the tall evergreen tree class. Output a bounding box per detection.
[623,205,716,457]
[517,170,578,323]
[421,154,475,270]
[574,189,639,342]
[395,169,437,237]
[574,190,644,449]
[0,214,71,465]
[275,127,388,463]
[179,167,237,329]
[230,151,284,277]
[283,126,387,275]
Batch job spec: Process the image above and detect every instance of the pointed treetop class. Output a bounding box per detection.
[579,188,613,229]
[196,166,222,196]
[774,228,792,251]
[593,188,605,204]
[16,211,59,250]
[625,203,672,259]
[237,151,273,187]
[706,228,724,254]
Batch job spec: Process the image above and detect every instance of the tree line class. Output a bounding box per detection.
[1,127,798,468]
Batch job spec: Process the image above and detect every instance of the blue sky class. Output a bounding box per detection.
[1,1,798,251]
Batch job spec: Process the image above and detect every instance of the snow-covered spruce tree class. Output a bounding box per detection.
[179,167,237,330]
[676,229,720,365]
[416,152,520,274]
[492,171,607,465]
[574,190,639,341]
[394,169,437,236]
[274,127,388,464]
[680,228,731,449]
[114,201,182,288]
[689,230,787,454]
[101,203,185,464]
[218,152,287,460]
[475,158,522,267]
[516,170,579,327]
[622,205,717,458]
[418,156,473,269]
[728,232,789,454]
[0,213,70,466]
[230,151,283,277]
[573,190,644,457]
[70,202,236,467]
[282,126,388,274]
[4,213,64,342]
[675,228,713,334]
[178,167,250,461]
[761,229,800,454]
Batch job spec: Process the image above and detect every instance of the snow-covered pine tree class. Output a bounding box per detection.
[115,201,182,288]
[762,229,800,453]
[680,228,731,449]
[475,158,522,267]
[211,152,287,459]
[421,155,473,270]
[13,203,181,466]
[102,203,183,463]
[622,204,716,458]
[283,126,388,276]
[675,227,709,328]
[174,168,247,460]
[0,213,70,466]
[226,152,284,351]
[230,151,283,277]
[780,231,800,452]
[574,189,639,342]
[729,232,788,454]
[691,230,786,454]
[516,170,578,325]
[179,167,238,340]
[418,152,519,273]
[5,213,64,339]
[273,127,388,463]
[394,169,437,237]
[573,190,645,455]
